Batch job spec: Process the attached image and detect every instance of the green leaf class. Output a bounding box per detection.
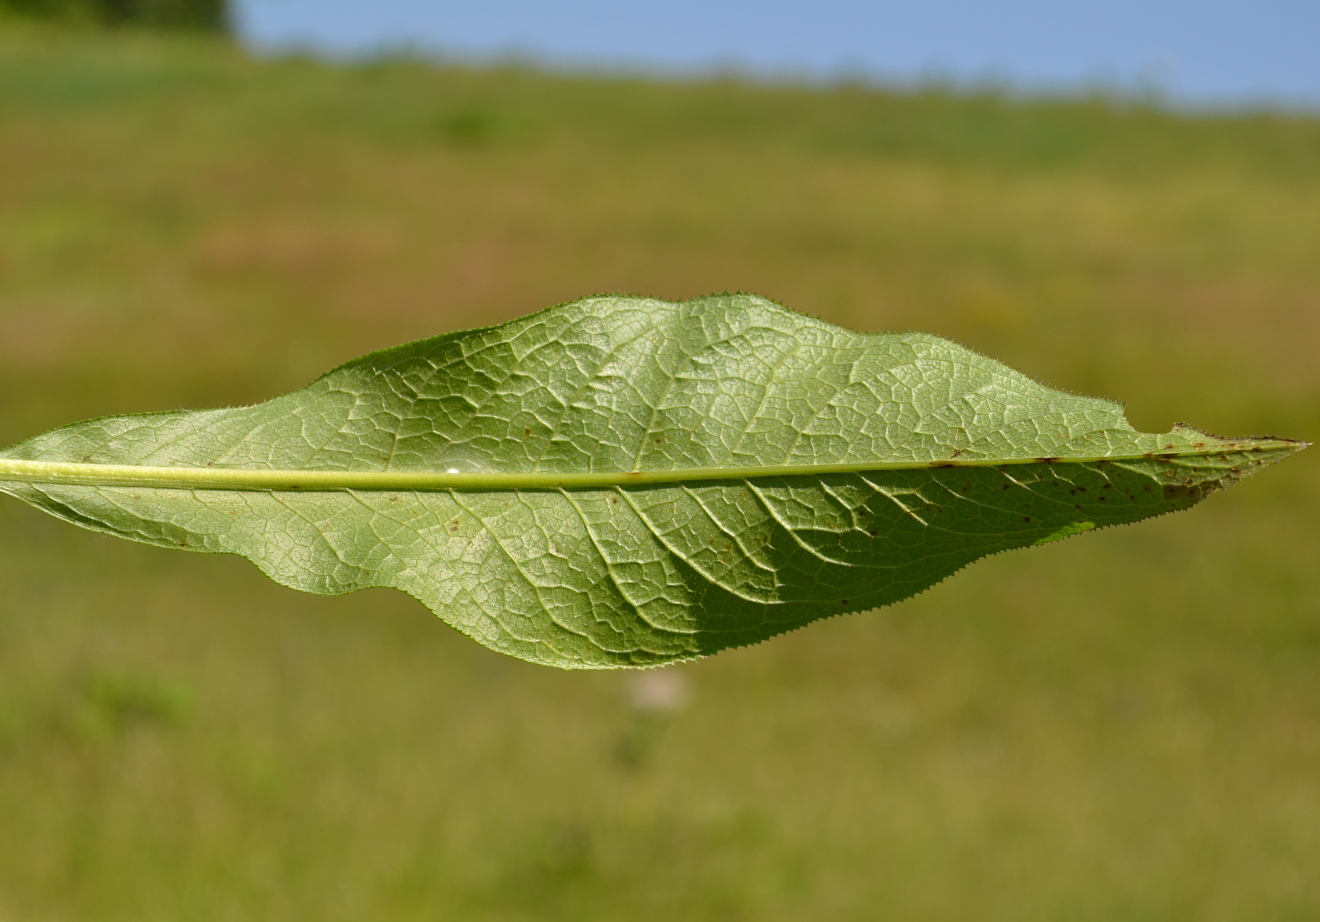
[0,295,1305,668]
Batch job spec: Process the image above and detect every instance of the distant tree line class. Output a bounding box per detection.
[1,0,227,30]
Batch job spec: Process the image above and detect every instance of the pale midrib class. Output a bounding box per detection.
[0,443,1290,492]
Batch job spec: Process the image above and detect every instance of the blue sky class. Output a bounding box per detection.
[233,0,1320,110]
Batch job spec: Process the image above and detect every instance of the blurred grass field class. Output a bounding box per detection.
[1,25,1318,921]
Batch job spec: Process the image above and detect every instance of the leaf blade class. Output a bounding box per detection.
[0,295,1305,667]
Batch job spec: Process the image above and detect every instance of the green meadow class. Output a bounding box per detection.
[1,25,1317,920]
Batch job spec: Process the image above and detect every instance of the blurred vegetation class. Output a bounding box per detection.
[0,25,1317,922]
[0,0,225,31]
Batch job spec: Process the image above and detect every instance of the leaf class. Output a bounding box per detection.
[0,294,1305,668]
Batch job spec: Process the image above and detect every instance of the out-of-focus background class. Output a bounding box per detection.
[0,2,1317,919]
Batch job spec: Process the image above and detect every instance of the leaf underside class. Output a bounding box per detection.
[0,295,1304,668]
